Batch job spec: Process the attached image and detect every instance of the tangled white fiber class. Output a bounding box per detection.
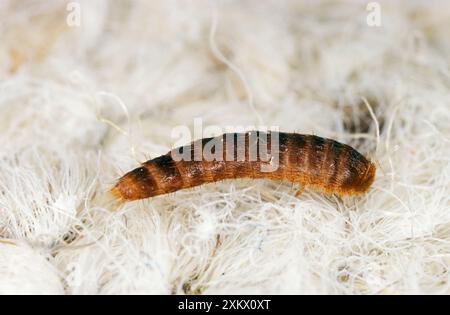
[0,0,449,294]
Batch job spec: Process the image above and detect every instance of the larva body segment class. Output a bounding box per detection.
[111,132,376,202]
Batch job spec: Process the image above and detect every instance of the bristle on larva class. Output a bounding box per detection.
[111,132,376,202]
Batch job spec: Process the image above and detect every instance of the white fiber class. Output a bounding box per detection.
[0,240,63,294]
[0,0,449,295]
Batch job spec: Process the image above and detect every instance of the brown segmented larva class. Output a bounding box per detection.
[111,131,376,202]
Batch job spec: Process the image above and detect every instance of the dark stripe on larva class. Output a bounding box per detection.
[145,154,183,193]
[327,141,342,189]
[244,132,254,179]
[277,132,290,180]
[233,133,248,176]
[288,134,307,182]
[310,136,326,183]
[304,135,314,179]
[248,131,260,178]
[320,140,332,187]
[111,132,376,202]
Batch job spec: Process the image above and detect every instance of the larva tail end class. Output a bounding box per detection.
[347,160,376,196]
[360,160,376,193]
[107,186,127,210]
[333,160,377,198]
[110,185,125,202]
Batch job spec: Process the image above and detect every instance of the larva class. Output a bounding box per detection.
[111,131,376,202]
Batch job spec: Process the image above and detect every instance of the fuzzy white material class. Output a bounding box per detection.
[0,0,449,295]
